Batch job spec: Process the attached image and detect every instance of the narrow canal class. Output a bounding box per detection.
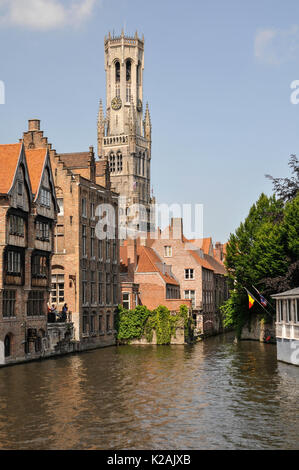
[0,334,298,450]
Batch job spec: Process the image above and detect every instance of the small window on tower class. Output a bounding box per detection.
[126,60,131,82]
[115,61,120,82]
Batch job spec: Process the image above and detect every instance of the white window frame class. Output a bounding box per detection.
[185,268,195,280]
[164,246,172,257]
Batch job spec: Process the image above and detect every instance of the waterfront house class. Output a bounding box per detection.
[0,141,58,365]
[21,120,121,351]
[272,288,299,366]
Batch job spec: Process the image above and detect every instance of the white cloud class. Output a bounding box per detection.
[254,25,299,65]
[0,0,98,31]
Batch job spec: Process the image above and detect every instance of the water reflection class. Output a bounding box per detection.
[0,335,298,450]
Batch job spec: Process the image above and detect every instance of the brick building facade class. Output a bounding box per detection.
[0,141,58,365]
[21,120,121,351]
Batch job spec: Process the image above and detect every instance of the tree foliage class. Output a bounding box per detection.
[266,154,299,202]
[223,191,299,332]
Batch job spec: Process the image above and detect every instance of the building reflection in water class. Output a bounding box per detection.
[0,336,298,450]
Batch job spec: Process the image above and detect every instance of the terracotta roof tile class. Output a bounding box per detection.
[0,143,22,194]
[204,254,227,275]
[26,148,47,198]
[136,246,179,286]
[188,250,214,271]
[59,152,90,169]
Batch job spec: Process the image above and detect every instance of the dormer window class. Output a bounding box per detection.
[41,188,50,207]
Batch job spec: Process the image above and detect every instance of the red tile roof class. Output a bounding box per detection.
[0,143,22,194]
[136,246,179,286]
[188,250,214,271]
[26,148,47,199]
[59,152,90,169]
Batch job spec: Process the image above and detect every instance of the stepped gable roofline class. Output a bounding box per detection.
[136,245,179,286]
[25,148,48,199]
[272,288,299,298]
[0,143,24,194]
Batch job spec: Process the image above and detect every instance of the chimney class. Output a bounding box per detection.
[28,119,40,132]
[171,217,183,241]
[215,242,222,260]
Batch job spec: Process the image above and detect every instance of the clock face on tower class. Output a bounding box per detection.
[111,96,122,110]
[137,99,143,112]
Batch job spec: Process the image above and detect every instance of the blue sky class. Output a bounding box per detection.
[0,0,299,242]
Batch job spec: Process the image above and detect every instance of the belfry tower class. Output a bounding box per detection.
[97,30,154,233]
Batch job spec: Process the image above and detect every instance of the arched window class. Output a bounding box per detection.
[4,334,11,357]
[109,153,116,173]
[115,61,120,82]
[117,152,123,172]
[126,60,131,82]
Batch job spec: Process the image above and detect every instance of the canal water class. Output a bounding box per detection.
[0,334,298,450]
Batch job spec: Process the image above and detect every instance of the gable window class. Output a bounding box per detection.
[164,246,172,257]
[36,221,50,241]
[185,269,194,280]
[7,251,21,275]
[41,188,51,207]
[9,215,24,237]
[3,290,16,318]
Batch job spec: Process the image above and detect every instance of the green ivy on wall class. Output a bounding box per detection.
[116,304,193,345]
